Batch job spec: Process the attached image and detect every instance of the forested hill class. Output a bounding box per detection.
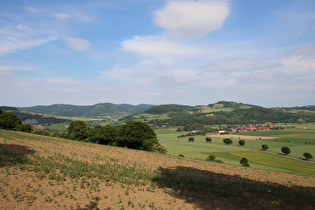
[126,102,315,127]
[19,103,155,118]
[144,104,196,114]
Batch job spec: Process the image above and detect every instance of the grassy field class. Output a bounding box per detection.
[156,125,315,175]
[0,129,315,209]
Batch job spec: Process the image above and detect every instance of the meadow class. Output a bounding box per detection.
[156,125,315,175]
[1,129,315,209]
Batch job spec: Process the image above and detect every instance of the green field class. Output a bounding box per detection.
[156,125,315,175]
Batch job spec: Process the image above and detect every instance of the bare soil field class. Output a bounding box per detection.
[0,130,314,209]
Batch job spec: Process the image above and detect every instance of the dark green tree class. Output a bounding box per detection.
[0,107,3,115]
[88,125,117,144]
[303,152,313,160]
[205,137,212,142]
[188,137,195,142]
[281,146,291,155]
[67,120,90,141]
[238,140,245,146]
[262,144,269,151]
[117,121,158,150]
[19,124,33,133]
[0,112,22,130]
[223,138,233,144]
[240,157,249,167]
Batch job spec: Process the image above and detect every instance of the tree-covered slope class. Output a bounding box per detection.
[143,104,195,114]
[19,103,156,118]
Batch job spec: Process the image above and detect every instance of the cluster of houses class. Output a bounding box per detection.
[214,125,306,135]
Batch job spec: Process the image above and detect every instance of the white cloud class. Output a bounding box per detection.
[54,13,71,20]
[0,27,57,56]
[63,36,91,52]
[154,0,231,38]
[121,36,201,65]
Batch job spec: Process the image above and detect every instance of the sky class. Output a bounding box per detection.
[1,0,315,107]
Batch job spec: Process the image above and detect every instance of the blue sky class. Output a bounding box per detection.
[1,0,315,107]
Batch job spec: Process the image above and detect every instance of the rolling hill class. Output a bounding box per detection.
[125,101,315,127]
[19,103,156,118]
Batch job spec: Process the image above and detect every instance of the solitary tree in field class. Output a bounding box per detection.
[240,157,250,167]
[223,138,233,144]
[188,137,195,142]
[205,137,212,142]
[238,140,245,146]
[281,146,291,155]
[262,144,269,151]
[206,155,216,161]
[303,152,313,160]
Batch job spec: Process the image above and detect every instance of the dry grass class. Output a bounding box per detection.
[0,129,315,209]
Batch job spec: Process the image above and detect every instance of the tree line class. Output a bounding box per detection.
[64,120,167,153]
[0,108,166,154]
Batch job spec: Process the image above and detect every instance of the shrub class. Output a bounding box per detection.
[206,155,216,161]
[188,137,195,142]
[178,154,184,157]
[303,152,313,160]
[223,138,233,144]
[19,124,33,133]
[262,144,269,151]
[240,157,250,167]
[154,144,167,154]
[238,140,245,146]
[205,137,212,142]
[281,146,291,155]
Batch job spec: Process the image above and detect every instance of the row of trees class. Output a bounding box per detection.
[67,120,166,153]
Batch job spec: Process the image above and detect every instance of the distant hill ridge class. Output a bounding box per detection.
[19,103,156,118]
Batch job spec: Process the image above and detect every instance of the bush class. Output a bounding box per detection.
[178,154,184,157]
[303,152,313,160]
[223,138,233,144]
[206,155,216,161]
[240,157,250,167]
[19,124,33,133]
[262,144,269,151]
[188,137,195,142]
[153,144,167,154]
[281,146,291,155]
[238,140,245,146]
[205,137,212,142]
[142,138,160,151]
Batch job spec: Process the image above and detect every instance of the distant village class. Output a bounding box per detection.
[214,125,306,135]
